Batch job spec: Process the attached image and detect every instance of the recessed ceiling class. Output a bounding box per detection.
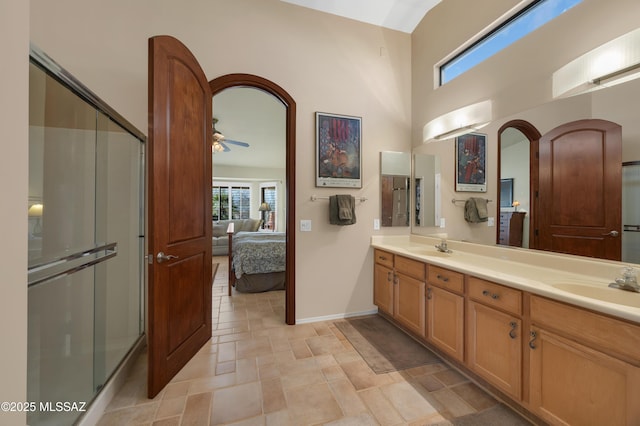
[280,0,441,33]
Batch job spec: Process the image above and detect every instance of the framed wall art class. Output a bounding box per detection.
[316,112,362,188]
[455,132,487,192]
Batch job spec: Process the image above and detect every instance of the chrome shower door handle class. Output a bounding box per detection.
[156,252,179,263]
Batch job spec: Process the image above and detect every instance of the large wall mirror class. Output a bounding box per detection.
[492,75,640,263]
[414,154,441,227]
[380,151,410,227]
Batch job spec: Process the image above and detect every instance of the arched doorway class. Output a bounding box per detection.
[497,120,541,249]
[209,74,296,325]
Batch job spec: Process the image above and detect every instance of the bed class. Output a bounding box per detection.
[227,230,286,294]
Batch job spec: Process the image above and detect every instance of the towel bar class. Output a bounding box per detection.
[451,198,492,204]
[310,195,367,202]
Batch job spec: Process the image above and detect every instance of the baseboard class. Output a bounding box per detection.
[296,308,378,324]
[76,335,147,426]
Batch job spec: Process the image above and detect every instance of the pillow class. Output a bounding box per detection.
[241,218,262,232]
[212,223,226,237]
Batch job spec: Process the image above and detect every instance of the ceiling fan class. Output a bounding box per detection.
[212,118,250,152]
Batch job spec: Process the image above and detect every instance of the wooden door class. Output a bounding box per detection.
[529,328,640,425]
[147,36,213,398]
[538,119,622,260]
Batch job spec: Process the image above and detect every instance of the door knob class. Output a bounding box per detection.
[157,252,179,263]
[602,230,619,237]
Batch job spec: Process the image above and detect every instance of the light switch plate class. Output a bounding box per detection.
[440,218,446,228]
[373,219,380,230]
[488,217,495,226]
[300,219,312,232]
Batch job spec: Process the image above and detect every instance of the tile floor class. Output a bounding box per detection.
[96,257,527,425]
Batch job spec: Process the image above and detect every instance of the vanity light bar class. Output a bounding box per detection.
[553,27,640,98]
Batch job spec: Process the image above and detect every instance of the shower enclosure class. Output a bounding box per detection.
[27,46,145,425]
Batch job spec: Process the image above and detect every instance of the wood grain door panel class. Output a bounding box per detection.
[148,35,212,398]
[539,119,621,260]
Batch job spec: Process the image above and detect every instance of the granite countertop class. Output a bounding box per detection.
[371,235,640,324]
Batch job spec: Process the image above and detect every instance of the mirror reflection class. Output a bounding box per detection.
[380,151,410,227]
[414,154,441,227]
[414,76,640,265]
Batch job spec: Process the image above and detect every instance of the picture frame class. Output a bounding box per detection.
[455,132,487,192]
[316,112,362,188]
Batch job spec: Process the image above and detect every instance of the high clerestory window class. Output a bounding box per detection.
[439,0,583,85]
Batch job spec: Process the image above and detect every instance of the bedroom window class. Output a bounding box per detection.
[439,0,582,85]
[212,185,250,221]
[261,186,277,230]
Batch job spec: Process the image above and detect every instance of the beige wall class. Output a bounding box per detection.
[411,0,640,244]
[30,0,413,320]
[1,0,29,424]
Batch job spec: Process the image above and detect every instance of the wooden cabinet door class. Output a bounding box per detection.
[427,285,464,362]
[467,300,522,399]
[529,328,640,426]
[394,272,426,337]
[374,263,394,316]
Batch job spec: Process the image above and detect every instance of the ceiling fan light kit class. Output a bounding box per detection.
[212,117,250,153]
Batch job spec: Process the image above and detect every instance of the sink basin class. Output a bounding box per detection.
[405,247,453,257]
[552,282,640,308]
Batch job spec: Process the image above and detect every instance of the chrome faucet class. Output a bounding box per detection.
[435,239,452,253]
[609,267,640,293]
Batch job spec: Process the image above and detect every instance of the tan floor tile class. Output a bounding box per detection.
[380,381,439,422]
[359,387,404,426]
[217,341,237,363]
[450,382,497,411]
[285,382,343,425]
[155,396,185,420]
[289,337,313,359]
[188,373,237,394]
[306,334,348,356]
[162,381,191,400]
[237,336,273,359]
[152,415,181,426]
[181,392,212,425]
[172,354,217,383]
[433,369,468,387]
[340,360,392,390]
[236,358,258,384]
[211,382,262,425]
[97,402,159,425]
[322,365,347,382]
[265,410,295,426]
[261,377,287,413]
[430,388,475,418]
[324,412,380,425]
[414,374,445,392]
[328,378,368,416]
[280,368,326,391]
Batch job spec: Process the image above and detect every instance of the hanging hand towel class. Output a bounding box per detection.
[464,197,488,223]
[329,195,356,225]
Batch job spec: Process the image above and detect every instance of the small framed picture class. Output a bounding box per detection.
[316,112,362,188]
[455,132,487,192]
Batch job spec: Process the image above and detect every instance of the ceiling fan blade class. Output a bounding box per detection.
[224,139,250,147]
[220,141,231,152]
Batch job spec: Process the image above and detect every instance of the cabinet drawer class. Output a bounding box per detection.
[428,265,464,294]
[468,277,522,316]
[530,295,640,364]
[395,255,425,281]
[374,249,394,268]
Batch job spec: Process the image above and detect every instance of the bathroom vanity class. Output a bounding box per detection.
[371,235,640,425]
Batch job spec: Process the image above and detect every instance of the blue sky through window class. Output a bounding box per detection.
[440,0,583,85]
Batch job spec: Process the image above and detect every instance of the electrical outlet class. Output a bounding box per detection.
[373,219,380,230]
[300,219,312,232]
[488,217,495,226]
[440,218,446,228]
